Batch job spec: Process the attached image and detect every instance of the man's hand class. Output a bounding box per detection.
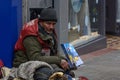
[60,59,69,70]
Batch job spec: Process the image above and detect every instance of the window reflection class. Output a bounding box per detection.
[68,0,100,46]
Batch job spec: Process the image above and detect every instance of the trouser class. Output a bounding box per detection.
[33,66,73,80]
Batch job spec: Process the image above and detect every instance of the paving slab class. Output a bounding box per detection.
[74,50,120,80]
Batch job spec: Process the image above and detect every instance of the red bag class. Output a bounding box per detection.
[79,76,88,80]
[0,60,4,78]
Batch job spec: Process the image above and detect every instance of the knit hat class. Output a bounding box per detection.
[39,8,57,22]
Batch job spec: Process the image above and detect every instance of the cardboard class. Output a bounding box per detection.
[61,43,84,68]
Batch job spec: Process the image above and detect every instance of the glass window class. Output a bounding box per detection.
[68,0,101,46]
[116,0,120,34]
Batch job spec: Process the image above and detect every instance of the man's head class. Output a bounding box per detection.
[39,8,57,22]
[39,8,57,33]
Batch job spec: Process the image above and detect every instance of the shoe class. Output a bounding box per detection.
[69,71,75,78]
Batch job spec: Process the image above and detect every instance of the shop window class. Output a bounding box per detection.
[116,0,120,34]
[68,0,101,46]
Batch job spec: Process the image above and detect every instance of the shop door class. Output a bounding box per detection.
[106,0,116,34]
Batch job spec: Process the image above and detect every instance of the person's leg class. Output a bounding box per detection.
[33,66,53,80]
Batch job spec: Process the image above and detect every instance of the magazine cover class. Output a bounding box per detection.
[61,43,84,68]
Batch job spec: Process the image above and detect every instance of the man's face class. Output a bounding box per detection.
[40,21,56,33]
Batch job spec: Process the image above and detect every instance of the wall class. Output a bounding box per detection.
[0,0,22,68]
[22,0,53,24]
[54,0,69,55]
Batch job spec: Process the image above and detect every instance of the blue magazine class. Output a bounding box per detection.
[61,43,84,68]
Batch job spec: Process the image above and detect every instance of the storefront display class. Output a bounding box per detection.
[68,0,106,54]
[68,0,99,44]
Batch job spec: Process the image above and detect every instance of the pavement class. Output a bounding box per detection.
[74,48,120,80]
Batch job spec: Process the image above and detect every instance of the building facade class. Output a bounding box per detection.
[22,0,107,55]
[1,0,120,67]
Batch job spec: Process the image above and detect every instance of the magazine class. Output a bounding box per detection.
[61,43,84,68]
